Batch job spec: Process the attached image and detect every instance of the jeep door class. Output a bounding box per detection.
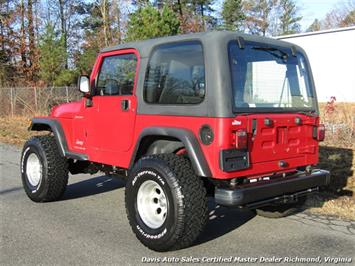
[87,49,139,157]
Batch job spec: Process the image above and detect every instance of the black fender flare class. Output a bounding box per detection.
[29,118,88,161]
[129,127,211,177]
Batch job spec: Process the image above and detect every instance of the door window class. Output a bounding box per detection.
[97,53,137,96]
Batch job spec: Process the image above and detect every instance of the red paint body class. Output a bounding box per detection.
[47,48,320,180]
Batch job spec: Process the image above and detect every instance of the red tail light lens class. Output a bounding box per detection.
[317,124,325,141]
[235,129,248,149]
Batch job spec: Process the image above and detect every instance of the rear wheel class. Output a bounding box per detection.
[21,135,69,202]
[255,197,307,218]
[125,154,208,251]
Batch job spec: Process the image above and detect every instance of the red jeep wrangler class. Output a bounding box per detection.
[21,31,329,251]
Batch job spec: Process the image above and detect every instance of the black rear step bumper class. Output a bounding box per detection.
[215,170,330,208]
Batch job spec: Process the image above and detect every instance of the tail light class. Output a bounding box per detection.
[313,124,325,141]
[235,129,248,149]
[317,124,325,141]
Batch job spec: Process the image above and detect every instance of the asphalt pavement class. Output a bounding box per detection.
[1,143,354,265]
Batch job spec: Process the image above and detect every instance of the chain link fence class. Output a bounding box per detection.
[0,87,82,117]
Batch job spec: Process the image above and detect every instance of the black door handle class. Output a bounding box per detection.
[121,99,129,111]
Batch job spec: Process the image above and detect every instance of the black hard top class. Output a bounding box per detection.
[99,31,313,118]
[101,31,304,57]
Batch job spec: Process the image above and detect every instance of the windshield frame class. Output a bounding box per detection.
[228,40,318,114]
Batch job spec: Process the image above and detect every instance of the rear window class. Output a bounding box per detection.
[228,41,317,112]
[144,41,205,104]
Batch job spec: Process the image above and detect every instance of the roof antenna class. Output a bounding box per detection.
[237,36,245,49]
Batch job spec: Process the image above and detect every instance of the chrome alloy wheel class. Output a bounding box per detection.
[26,153,42,187]
[137,180,168,229]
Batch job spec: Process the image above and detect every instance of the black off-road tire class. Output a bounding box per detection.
[255,197,307,218]
[21,135,69,202]
[125,154,208,252]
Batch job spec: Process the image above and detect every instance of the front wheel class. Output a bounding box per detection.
[21,135,69,202]
[125,154,208,251]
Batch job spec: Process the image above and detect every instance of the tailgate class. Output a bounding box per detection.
[246,114,318,164]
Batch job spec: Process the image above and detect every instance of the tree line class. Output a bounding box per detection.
[1,0,354,87]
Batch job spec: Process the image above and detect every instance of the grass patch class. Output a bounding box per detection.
[0,116,38,145]
[305,194,355,221]
[309,102,355,220]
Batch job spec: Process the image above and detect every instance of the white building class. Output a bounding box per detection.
[277,26,355,102]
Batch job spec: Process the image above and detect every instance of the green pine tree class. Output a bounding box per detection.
[38,24,67,86]
[126,5,180,42]
[76,46,99,75]
[278,0,302,35]
[221,0,245,31]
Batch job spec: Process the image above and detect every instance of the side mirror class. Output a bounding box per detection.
[78,75,90,94]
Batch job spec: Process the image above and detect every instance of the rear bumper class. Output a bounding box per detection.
[215,170,330,207]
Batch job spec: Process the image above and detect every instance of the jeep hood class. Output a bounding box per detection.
[50,100,82,119]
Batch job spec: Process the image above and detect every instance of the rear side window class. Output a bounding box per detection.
[144,41,205,104]
[97,53,137,96]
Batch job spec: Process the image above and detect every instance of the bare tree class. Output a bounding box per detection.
[27,0,37,82]
[243,0,278,36]
[99,0,109,46]
[306,19,321,32]
[58,0,68,68]
[323,0,355,29]
[20,0,26,66]
[113,0,122,44]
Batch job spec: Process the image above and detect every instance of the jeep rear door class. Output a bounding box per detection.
[228,41,319,167]
[245,113,318,164]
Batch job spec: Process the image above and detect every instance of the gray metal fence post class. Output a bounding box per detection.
[10,87,14,117]
[66,86,69,103]
[34,87,38,113]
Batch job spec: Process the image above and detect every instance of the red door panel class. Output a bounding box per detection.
[83,49,140,162]
[96,95,137,152]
